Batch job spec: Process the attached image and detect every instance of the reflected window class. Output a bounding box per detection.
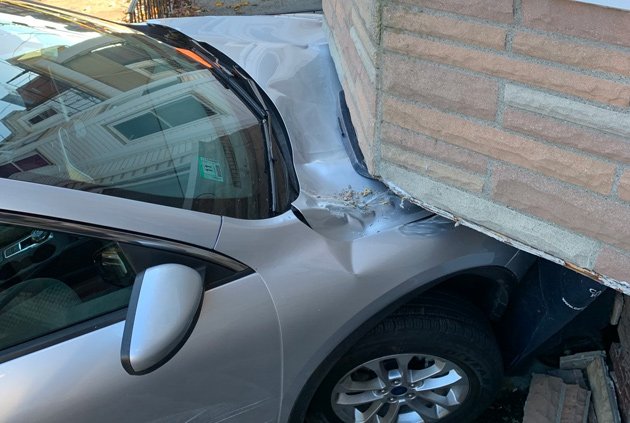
[112,96,216,141]
[93,43,151,65]
[0,154,49,178]
[28,109,57,125]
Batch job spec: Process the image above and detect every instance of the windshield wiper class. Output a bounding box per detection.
[230,65,278,214]
[187,42,278,214]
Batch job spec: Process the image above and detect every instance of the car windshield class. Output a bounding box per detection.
[0,3,297,219]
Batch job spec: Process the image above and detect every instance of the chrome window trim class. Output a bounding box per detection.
[0,211,247,272]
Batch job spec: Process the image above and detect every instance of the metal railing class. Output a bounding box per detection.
[127,0,172,23]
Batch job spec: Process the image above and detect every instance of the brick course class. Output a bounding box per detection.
[381,123,489,174]
[396,0,514,23]
[491,165,630,251]
[382,143,486,192]
[384,6,507,50]
[503,108,630,164]
[596,247,630,283]
[384,97,616,194]
[384,31,630,107]
[324,0,630,286]
[512,32,630,77]
[383,55,499,120]
[522,0,630,47]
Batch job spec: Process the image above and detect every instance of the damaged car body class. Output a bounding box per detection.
[0,2,614,423]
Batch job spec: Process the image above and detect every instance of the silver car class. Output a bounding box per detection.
[0,2,545,422]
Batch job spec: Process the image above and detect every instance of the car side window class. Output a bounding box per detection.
[0,223,135,352]
[0,222,237,354]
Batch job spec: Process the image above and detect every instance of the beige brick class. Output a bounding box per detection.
[382,143,486,192]
[353,71,377,121]
[619,171,630,202]
[348,70,377,138]
[351,7,378,65]
[560,385,591,423]
[336,26,374,90]
[503,108,630,164]
[350,28,376,83]
[384,96,616,194]
[383,54,499,120]
[523,374,564,423]
[383,31,630,107]
[396,0,513,23]
[491,165,630,251]
[513,32,630,77]
[586,357,622,423]
[522,0,630,48]
[384,6,507,50]
[346,85,375,147]
[342,61,376,117]
[354,0,379,41]
[504,84,630,139]
[323,0,336,27]
[333,0,351,27]
[347,101,375,171]
[596,247,630,282]
[381,122,488,174]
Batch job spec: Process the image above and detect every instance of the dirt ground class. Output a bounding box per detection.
[37,0,321,21]
[37,0,129,21]
[195,0,321,15]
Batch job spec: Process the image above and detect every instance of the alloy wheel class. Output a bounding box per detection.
[330,353,470,423]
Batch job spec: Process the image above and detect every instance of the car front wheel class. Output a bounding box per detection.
[305,292,502,423]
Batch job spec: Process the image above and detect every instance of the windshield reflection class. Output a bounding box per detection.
[0,5,273,219]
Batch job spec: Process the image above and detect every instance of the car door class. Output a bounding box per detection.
[0,209,282,423]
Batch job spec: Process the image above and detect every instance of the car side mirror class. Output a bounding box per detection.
[121,263,203,375]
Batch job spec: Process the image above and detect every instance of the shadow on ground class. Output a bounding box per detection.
[474,386,527,423]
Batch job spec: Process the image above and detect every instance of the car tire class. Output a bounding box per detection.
[305,292,502,423]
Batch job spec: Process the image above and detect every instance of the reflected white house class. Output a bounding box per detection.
[0,30,267,216]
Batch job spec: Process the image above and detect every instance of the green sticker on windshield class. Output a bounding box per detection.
[198,157,224,182]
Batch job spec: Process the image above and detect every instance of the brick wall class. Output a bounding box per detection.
[324,0,630,291]
[323,0,380,169]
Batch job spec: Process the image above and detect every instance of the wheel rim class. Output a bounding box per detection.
[330,353,470,423]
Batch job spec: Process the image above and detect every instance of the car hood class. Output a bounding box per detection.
[154,14,431,239]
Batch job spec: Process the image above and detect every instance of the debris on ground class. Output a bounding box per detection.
[520,351,622,423]
[212,0,251,13]
[587,355,622,423]
[337,186,378,209]
[360,187,372,197]
[171,0,203,18]
[522,374,590,423]
[560,351,606,370]
[610,343,630,421]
